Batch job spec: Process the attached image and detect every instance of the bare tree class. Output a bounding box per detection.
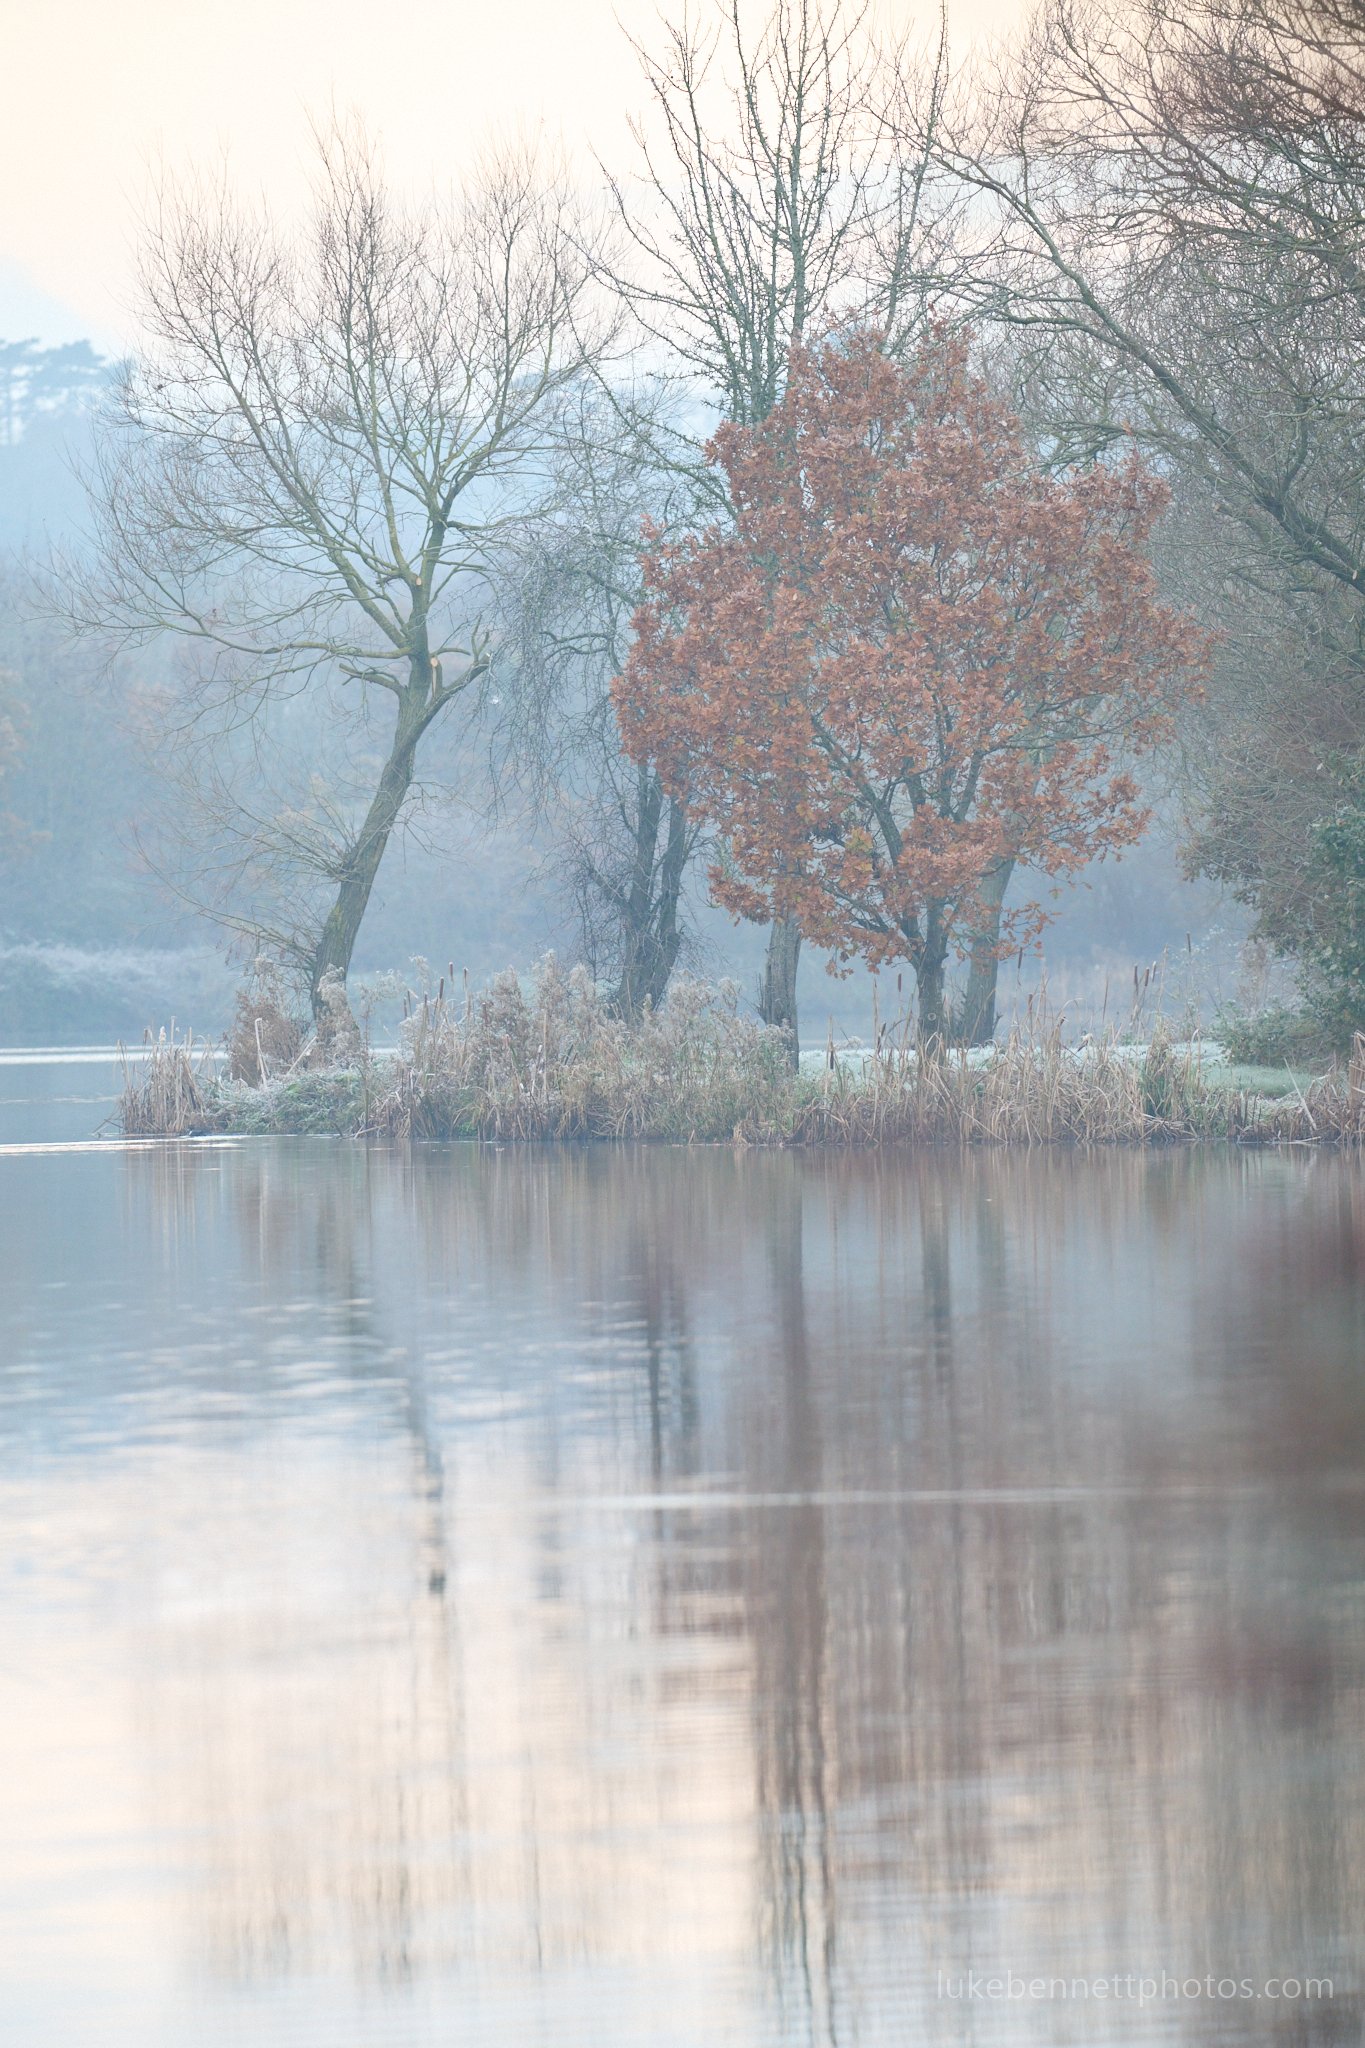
[493,384,711,1016]
[602,0,957,1044]
[56,127,611,1014]
[914,0,1365,987]
[0,340,109,448]
[935,0,1365,575]
[1155,466,1365,966]
[0,660,22,849]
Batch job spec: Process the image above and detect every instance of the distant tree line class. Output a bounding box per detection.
[12,0,1365,1046]
[0,339,108,446]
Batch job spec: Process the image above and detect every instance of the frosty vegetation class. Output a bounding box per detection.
[115,950,1365,1147]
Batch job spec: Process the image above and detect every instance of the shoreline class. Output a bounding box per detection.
[112,970,1364,1149]
[117,1044,1364,1150]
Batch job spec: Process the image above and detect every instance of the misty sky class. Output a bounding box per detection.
[0,0,1020,350]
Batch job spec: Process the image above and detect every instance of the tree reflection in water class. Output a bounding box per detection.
[0,1142,1362,2045]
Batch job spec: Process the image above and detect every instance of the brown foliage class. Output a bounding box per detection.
[615,327,1209,1029]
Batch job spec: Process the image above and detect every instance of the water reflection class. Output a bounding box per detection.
[1,1141,1363,2045]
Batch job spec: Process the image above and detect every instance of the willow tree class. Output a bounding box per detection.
[62,129,609,1014]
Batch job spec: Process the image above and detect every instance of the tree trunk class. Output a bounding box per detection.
[614,924,683,1020]
[916,909,951,1043]
[612,773,690,1021]
[916,956,948,1042]
[759,916,802,1065]
[955,857,1015,1046]
[308,694,423,1017]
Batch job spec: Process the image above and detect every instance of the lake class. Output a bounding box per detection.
[1,1056,1362,2044]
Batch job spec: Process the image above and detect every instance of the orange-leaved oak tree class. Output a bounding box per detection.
[613,327,1208,1041]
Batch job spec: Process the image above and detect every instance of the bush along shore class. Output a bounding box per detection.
[115,957,1365,1148]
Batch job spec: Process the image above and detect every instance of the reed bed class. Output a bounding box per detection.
[374,962,796,1143]
[118,1027,215,1136]
[116,960,1365,1148]
[787,1019,1248,1146]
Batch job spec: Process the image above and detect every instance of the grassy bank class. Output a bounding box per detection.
[117,961,1365,1147]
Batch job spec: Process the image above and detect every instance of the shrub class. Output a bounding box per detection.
[1214,1002,1333,1069]
[213,1071,364,1136]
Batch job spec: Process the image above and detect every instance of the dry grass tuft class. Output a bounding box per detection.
[1249,1031,1365,1145]
[228,957,304,1085]
[118,1027,215,1136]
[374,960,794,1142]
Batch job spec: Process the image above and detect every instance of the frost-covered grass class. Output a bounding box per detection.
[117,960,1365,1148]
[1209,1061,1323,1099]
[806,1041,1327,1100]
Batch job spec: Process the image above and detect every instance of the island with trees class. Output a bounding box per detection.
[6,0,1365,1144]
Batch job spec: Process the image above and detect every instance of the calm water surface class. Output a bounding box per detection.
[1,1057,1363,2044]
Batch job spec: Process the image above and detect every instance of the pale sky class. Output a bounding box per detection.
[0,0,1024,352]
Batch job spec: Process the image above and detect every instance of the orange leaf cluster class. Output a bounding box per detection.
[614,327,1209,979]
